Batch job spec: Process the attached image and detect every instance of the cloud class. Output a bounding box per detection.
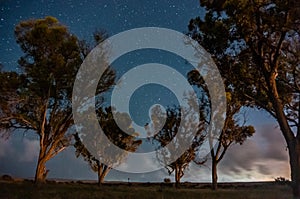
[258,125,288,162]
[108,169,168,182]
[256,163,272,175]
[217,123,289,180]
[220,138,260,175]
[46,147,97,180]
[19,138,39,162]
[0,138,14,158]
[0,136,37,178]
[47,146,169,182]
[0,121,290,182]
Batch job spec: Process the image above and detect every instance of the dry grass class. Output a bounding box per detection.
[0,180,292,199]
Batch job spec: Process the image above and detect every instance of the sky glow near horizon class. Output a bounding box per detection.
[0,0,290,182]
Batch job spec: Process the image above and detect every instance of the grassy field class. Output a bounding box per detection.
[0,180,292,199]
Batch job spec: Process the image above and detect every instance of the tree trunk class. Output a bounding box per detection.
[98,173,106,186]
[268,73,300,198]
[175,167,180,188]
[97,164,111,186]
[98,166,104,186]
[212,159,218,190]
[34,148,48,183]
[289,141,300,199]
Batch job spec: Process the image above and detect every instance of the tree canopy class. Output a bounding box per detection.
[150,105,206,187]
[74,107,142,185]
[188,69,255,190]
[0,16,115,183]
[188,0,300,197]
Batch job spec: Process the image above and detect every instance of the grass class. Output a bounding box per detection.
[0,180,292,199]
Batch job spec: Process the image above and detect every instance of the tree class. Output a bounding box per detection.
[188,0,300,197]
[0,17,115,183]
[209,101,254,190]
[149,105,206,188]
[188,69,255,190]
[0,70,26,135]
[74,107,142,186]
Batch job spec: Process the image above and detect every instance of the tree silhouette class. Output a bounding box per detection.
[188,69,255,190]
[0,16,115,183]
[188,0,300,197]
[149,105,206,188]
[74,107,142,186]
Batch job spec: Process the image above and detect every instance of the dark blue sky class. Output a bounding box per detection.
[0,0,290,182]
[0,0,204,70]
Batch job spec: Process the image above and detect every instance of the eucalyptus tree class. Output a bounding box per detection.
[188,0,300,196]
[0,16,115,183]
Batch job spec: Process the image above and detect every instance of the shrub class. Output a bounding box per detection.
[1,174,13,181]
[274,177,290,185]
[164,178,171,183]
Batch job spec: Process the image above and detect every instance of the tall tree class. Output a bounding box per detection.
[0,17,115,183]
[74,107,142,186]
[149,105,206,187]
[209,100,254,190]
[188,0,300,197]
[188,70,255,190]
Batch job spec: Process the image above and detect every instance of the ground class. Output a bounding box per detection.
[0,179,292,199]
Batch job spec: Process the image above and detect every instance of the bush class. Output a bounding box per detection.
[1,174,14,181]
[274,177,290,185]
[164,178,171,183]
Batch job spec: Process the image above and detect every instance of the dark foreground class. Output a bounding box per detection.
[0,180,292,199]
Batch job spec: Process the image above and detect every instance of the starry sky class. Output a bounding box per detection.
[0,0,205,69]
[0,0,290,182]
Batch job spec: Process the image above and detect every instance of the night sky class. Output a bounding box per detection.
[0,0,205,69]
[0,0,290,182]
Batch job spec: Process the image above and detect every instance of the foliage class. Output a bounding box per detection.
[188,0,300,196]
[275,176,291,185]
[164,178,171,183]
[188,66,255,190]
[0,16,115,182]
[74,107,142,185]
[1,175,14,181]
[149,105,206,186]
[189,71,255,190]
